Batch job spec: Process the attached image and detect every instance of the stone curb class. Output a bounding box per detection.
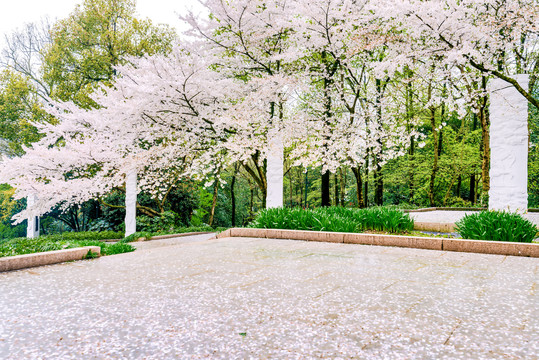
[216,228,539,258]
[0,246,101,272]
[414,222,456,232]
[136,232,214,242]
[404,207,486,213]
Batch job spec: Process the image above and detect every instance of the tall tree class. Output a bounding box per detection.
[0,70,50,157]
[42,0,175,108]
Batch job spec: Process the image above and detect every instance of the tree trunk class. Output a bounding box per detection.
[320,51,335,207]
[408,137,415,202]
[428,106,439,207]
[374,162,383,206]
[242,153,267,209]
[334,172,340,206]
[364,153,369,207]
[469,174,476,204]
[208,178,219,227]
[456,175,462,199]
[289,170,293,207]
[299,170,304,208]
[339,168,346,206]
[321,171,331,207]
[249,182,254,216]
[374,78,384,206]
[479,76,490,199]
[230,172,236,227]
[443,173,458,206]
[469,111,478,205]
[352,166,364,208]
[304,169,309,208]
[405,68,416,203]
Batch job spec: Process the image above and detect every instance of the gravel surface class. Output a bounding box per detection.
[410,210,539,226]
[1,234,538,359]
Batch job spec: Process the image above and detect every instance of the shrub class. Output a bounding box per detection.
[445,197,472,208]
[455,211,538,243]
[40,231,123,242]
[0,237,134,258]
[102,242,135,255]
[136,211,181,233]
[249,206,414,234]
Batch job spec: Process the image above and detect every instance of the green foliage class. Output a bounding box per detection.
[0,70,51,156]
[84,249,99,259]
[136,211,180,233]
[445,197,472,208]
[102,242,135,255]
[0,222,26,240]
[165,225,225,235]
[528,100,539,207]
[383,118,482,207]
[249,206,414,234]
[0,234,133,258]
[42,0,175,108]
[455,211,538,243]
[190,187,214,226]
[39,230,123,241]
[122,231,152,243]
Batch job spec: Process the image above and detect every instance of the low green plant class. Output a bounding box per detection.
[249,206,414,234]
[84,249,99,259]
[102,242,136,255]
[455,211,538,243]
[0,236,134,258]
[122,231,153,243]
[154,225,219,235]
[40,231,123,242]
[136,211,181,233]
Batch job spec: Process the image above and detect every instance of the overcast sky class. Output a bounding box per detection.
[0,0,205,46]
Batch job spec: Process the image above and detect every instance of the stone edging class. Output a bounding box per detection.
[216,228,539,258]
[404,207,486,213]
[406,207,539,213]
[137,231,214,241]
[0,246,101,273]
[414,222,456,232]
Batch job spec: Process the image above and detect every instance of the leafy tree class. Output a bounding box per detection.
[0,70,51,157]
[42,0,175,108]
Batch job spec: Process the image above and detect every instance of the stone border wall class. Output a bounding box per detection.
[0,246,101,272]
[217,228,539,258]
[135,231,215,242]
[414,222,456,232]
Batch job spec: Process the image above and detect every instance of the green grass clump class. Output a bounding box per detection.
[0,236,134,258]
[455,211,538,243]
[160,225,226,235]
[249,206,414,234]
[39,230,123,242]
[102,242,136,255]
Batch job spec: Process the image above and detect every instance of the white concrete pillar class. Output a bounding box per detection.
[125,171,137,236]
[266,133,284,208]
[26,194,40,238]
[489,75,529,212]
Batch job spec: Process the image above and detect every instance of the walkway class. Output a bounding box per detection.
[1,234,537,359]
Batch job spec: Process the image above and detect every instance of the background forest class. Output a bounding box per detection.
[1,0,539,238]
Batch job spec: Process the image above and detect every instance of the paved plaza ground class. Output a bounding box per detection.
[1,234,538,359]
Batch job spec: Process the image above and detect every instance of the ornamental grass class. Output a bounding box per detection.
[249,206,414,234]
[455,211,538,243]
